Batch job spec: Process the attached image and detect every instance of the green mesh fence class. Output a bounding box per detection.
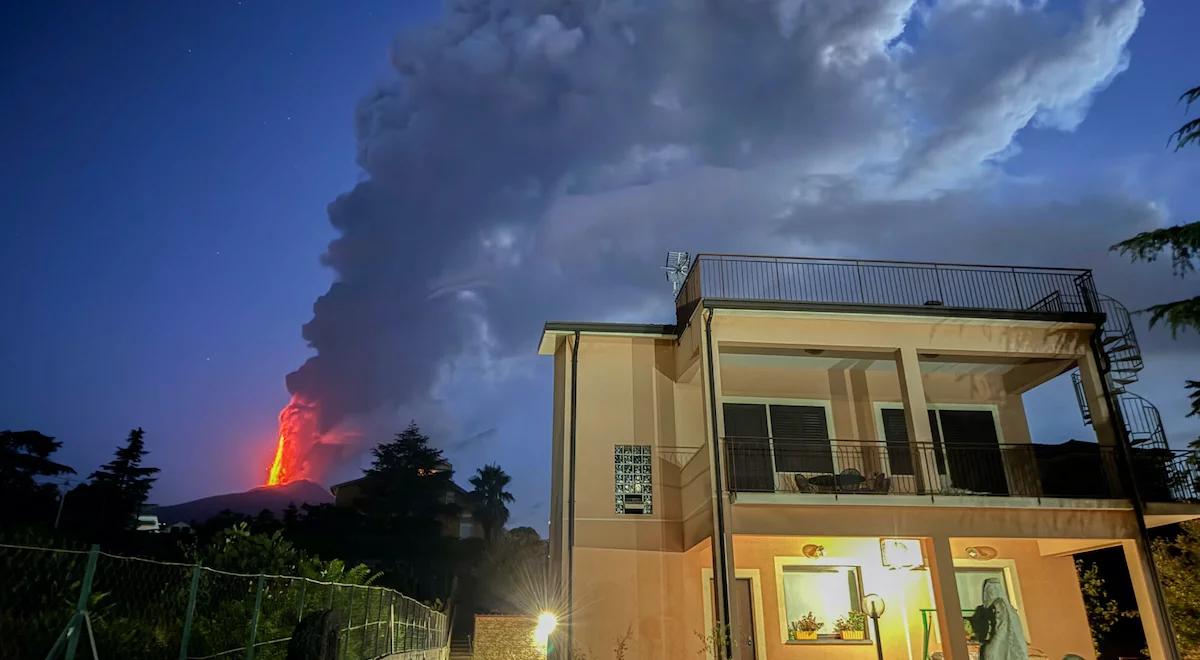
[0,543,448,660]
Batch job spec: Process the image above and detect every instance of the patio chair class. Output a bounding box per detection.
[794,474,817,493]
[867,472,891,494]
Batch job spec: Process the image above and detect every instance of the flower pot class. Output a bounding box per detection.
[793,631,818,641]
[840,630,866,640]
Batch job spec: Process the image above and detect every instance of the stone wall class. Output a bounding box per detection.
[473,614,542,660]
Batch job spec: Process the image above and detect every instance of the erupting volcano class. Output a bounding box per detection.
[262,396,323,487]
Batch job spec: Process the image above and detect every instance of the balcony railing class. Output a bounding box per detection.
[675,254,1099,323]
[722,438,1200,504]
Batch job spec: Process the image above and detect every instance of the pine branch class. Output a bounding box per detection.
[1110,222,1200,275]
[1175,85,1200,150]
[1143,296,1200,336]
[1188,380,1199,418]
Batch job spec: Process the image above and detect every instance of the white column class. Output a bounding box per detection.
[896,346,938,492]
[927,537,969,660]
[1122,540,1175,659]
[1076,348,1119,447]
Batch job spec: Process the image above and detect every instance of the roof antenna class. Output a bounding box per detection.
[663,251,690,295]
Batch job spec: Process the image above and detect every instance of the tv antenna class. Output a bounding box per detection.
[663,251,690,295]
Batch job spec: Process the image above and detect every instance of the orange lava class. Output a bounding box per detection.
[266,433,288,486]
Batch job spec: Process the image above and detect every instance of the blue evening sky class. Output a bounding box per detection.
[2,2,1198,529]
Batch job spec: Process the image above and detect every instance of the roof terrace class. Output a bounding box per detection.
[674,254,1102,325]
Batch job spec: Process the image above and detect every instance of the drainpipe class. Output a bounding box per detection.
[1089,330,1181,659]
[703,310,733,657]
[567,331,580,659]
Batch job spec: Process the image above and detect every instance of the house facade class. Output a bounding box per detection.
[538,254,1200,660]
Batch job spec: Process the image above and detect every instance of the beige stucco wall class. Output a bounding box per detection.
[950,538,1095,659]
[542,310,1128,659]
[719,360,1036,446]
[568,546,695,659]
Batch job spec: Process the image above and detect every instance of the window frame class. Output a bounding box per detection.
[721,397,839,480]
[952,557,1029,638]
[772,557,870,645]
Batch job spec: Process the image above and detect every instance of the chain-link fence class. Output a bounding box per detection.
[0,543,448,660]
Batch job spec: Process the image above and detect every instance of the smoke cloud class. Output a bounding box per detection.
[278,0,1159,484]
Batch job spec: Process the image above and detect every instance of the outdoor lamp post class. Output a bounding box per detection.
[863,593,886,660]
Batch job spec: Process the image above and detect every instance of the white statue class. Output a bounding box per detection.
[970,578,1028,660]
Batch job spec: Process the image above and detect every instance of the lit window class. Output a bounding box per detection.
[614,444,652,514]
[780,565,865,640]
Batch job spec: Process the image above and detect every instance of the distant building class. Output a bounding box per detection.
[331,467,482,540]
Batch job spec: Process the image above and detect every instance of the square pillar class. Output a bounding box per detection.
[700,312,740,655]
[927,537,970,660]
[896,347,938,492]
[1076,348,1119,447]
[1122,540,1174,659]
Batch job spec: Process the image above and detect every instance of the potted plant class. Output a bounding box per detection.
[790,612,821,640]
[834,610,867,640]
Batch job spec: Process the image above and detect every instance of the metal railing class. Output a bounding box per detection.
[674,254,1099,323]
[0,543,448,660]
[720,437,1200,503]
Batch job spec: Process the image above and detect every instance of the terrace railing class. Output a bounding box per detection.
[675,254,1100,323]
[721,438,1200,504]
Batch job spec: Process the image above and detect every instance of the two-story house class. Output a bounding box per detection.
[538,254,1200,660]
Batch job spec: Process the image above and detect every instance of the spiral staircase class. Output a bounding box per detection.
[1070,295,1197,501]
[1070,295,1165,447]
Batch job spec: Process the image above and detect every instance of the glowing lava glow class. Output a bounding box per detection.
[266,433,288,486]
[263,396,321,487]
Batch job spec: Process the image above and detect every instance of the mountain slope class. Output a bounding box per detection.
[156,479,333,524]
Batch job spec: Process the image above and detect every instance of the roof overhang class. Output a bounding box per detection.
[537,321,678,355]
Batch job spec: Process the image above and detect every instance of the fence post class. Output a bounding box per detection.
[63,544,100,660]
[389,603,396,654]
[296,579,307,623]
[244,576,265,660]
[178,564,203,660]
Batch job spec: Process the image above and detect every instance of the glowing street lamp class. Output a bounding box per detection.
[533,612,558,654]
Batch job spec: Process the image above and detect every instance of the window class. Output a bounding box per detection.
[614,444,652,514]
[879,408,944,475]
[722,401,834,490]
[780,565,864,640]
[955,567,1013,612]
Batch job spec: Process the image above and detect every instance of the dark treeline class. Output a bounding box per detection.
[0,421,547,610]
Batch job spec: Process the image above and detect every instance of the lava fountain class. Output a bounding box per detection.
[263,396,321,486]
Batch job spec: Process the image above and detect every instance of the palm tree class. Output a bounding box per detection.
[469,463,514,542]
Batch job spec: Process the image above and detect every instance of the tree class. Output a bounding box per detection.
[1153,522,1200,658]
[469,463,515,542]
[1076,559,1137,655]
[0,429,75,525]
[81,427,161,530]
[362,422,457,531]
[1110,83,1200,423]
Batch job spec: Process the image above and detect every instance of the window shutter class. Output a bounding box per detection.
[880,408,914,475]
[770,405,833,473]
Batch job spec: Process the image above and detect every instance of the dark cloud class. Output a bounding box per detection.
[284,0,1160,486]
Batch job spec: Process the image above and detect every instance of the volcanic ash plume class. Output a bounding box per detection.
[259,0,1145,487]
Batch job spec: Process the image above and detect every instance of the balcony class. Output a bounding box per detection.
[675,254,1101,324]
[722,437,1200,505]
